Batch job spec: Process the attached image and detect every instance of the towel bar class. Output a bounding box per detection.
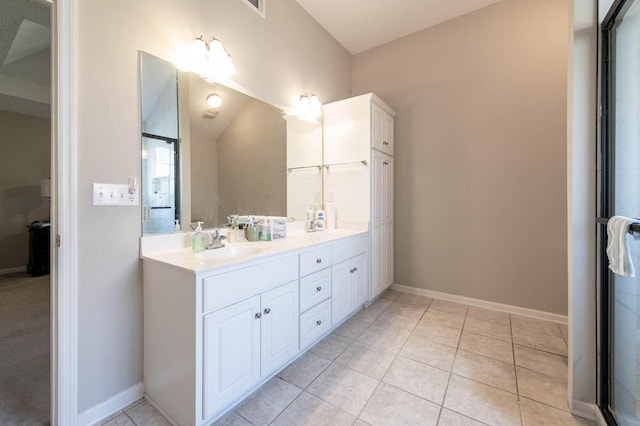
[597,217,640,233]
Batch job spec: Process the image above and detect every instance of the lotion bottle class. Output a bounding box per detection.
[315,209,325,230]
[192,221,205,252]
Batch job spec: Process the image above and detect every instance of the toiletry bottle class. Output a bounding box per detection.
[192,221,205,252]
[315,209,325,230]
[174,219,181,232]
[306,205,314,230]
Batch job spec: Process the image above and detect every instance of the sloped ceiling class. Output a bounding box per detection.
[0,0,51,118]
[295,0,504,54]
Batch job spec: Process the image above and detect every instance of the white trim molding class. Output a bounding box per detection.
[0,266,27,275]
[392,284,568,324]
[570,400,597,421]
[77,382,144,426]
[51,0,78,424]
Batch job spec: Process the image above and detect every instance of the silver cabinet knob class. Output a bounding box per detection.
[383,161,389,165]
[383,141,389,145]
[264,308,271,315]
[255,312,262,319]
[354,267,358,272]
[316,286,322,292]
[349,268,354,274]
[316,258,322,264]
[316,320,322,326]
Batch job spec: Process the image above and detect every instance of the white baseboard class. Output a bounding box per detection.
[0,266,27,275]
[595,407,607,426]
[77,382,145,426]
[570,399,597,421]
[392,284,568,324]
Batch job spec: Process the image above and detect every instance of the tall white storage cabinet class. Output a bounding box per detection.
[323,93,395,300]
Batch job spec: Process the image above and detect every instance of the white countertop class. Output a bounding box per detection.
[141,228,368,274]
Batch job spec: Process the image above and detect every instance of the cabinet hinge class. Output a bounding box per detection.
[56,234,61,248]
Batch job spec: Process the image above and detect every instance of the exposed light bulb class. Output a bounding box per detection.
[206,94,223,108]
[296,93,322,121]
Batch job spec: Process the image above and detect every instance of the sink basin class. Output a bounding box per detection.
[197,245,265,260]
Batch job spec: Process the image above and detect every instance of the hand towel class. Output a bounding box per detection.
[606,215,639,277]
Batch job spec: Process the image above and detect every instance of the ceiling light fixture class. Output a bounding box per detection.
[206,94,223,109]
[177,35,237,80]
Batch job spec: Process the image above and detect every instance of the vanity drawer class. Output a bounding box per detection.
[299,298,332,349]
[202,255,298,313]
[299,269,331,313]
[299,247,332,277]
[332,234,368,264]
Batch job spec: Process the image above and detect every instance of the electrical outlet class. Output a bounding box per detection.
[93,183,139,206]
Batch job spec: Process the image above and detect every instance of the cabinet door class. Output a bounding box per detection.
[372,151,385,225]
[383,156,393,222]
[203,296,261,419]
[383,113,394,155]
[261,281,299,377]
[384,223,394,289]
[372,104,385,152]
[332,260,352,325]
[371,224,385,298]
[351,254,368,309]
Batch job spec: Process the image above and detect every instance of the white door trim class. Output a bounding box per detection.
[51,0,78,424]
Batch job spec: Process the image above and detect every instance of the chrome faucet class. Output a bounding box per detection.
[206,230,226,250]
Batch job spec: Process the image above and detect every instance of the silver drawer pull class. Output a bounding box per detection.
[316,320,322,326]
[383,141,389,145]
[255,312,262,319]
[264,308,271,315]
[316,286,322,292]
[316,258,322,264]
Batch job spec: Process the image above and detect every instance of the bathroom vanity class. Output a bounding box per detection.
[141,229,368,425]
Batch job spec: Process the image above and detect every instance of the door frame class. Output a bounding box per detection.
[51,0,78,424]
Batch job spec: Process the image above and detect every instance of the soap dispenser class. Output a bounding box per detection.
[192,221,205,253]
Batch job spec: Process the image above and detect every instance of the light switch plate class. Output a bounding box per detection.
[93,183,139,206]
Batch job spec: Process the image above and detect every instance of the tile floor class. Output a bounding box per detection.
[102,289,594,426]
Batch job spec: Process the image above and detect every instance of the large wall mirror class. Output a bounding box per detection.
[140,52,323,235]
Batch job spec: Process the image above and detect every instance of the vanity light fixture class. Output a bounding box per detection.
[206,94,223,109]
[296,93,322,121]
[178,35,237,80]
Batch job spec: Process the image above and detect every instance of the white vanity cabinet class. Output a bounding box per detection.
[142,231,369,426]
[203,280,299,419]
[324,93,396,300]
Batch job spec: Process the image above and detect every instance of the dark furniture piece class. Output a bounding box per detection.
[27,223,50,277]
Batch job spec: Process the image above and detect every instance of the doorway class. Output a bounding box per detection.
[599,0,640,424]
[0,0,53,424]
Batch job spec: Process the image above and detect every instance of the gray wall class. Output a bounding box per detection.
[190,127,220,228]
[217,99,287,220]
[77,0,351,412]
[0,110,50,270]
[352,0,570,314]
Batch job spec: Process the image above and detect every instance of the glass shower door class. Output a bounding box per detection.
[600,0,640,424]
[142,135,180,234]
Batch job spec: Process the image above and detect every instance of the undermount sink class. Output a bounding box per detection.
[197,245,265,260]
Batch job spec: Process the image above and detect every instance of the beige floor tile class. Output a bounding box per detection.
[437,408,484,426]
[102,414,136,426]
[452,349,517,393]
[464,317,512,342]
[413,322,462,348]
[360,383,440,426]
[357,324,411,353]
[559,323,569,342]
[307,363,379,416]
[516,367,569,411]
[511,314,563,337]
[444,375,522,426]
[421,310,466,330]
[520,398,594,425]
[459,332,514,363]
[335,341,396,379]
[380,289,403,300]
[213,411,252,425]
[125,401,170,426]
[271,392,356,426]
[385,301,428,319]
[309,333,353,361]
[400,333,457,371]
[429,299,469,315]
[383,356,450,404]
[352,306,385,324]
[235,377,302,426]
[467,306,510,326]
[512,328,567,357]
[333,317,370,340]
[278,352,332,389]
[371,311,419,333]
[369,298,394,311]
[514,345,568,380]
[396,293,434,307]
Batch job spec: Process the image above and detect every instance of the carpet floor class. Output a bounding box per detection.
[0,272,50,425]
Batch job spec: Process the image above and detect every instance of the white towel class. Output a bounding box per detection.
[606,216,639,277]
